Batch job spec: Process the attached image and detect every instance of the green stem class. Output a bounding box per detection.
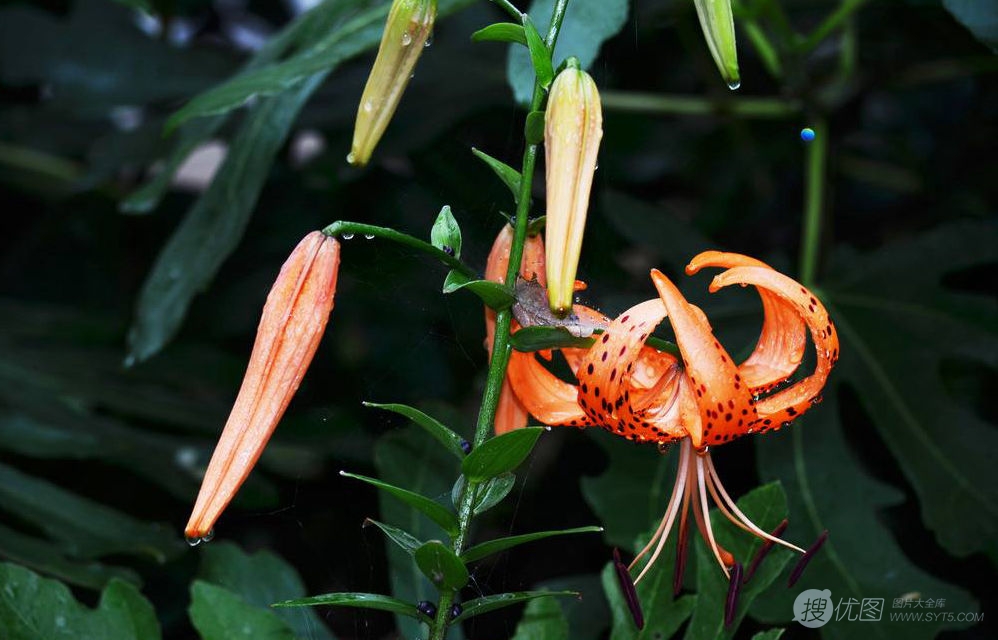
[427,2,570,638]
[321,221,476,278]
[489,0,523,21]
[797,0,869,54]
[799,116,828,286]
[600,91,800,118]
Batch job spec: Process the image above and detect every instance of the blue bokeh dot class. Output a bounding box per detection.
[800,127,816,142]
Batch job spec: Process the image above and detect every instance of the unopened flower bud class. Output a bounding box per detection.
[348,0,436,166]
[544,63,602,316]
[186,232,340,538]
[694,0,740,89]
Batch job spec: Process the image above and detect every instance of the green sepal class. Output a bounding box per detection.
[522,15,554,89]
[472,22,527,46]
[273,592,422,619]
[363,518,423,556]
[510,326,592,351]
[452,591,579,622]
[461,427,544,483]
[414,540,469,590]
[461,525,603,564]
[430,205,462,259]
[471,148,522,202]
[442,271,515,310]
[340,472,459,537]
[524,110,545,145]
[363,402,468,460]
[526,215,546,236]
[451,473,516,516]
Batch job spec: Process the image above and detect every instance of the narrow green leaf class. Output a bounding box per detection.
[507,0,629,103]
[471,148,522,202]
[0,564,160,639]
[461,526,603,563]
[461,426,544,482]
[452,472,517,516]
[364,402,468,460]
[453,591,579,622]
[522,16,554,89]
[510,595,569,640]
[189,581,295,640]
[510,326,593,351]
[364,519,423,556]
[196,542,333,640]
[751,629,784,640]
[0,524,139,590]
[0,462,181,563]
[442,270,515,310]
[341,471,459,537]
[275,592,419,619]
[414,540,469,589]
[430,206,463,259]
[127,75,325,363]
[524,110,545,144]
[472,22,528,45]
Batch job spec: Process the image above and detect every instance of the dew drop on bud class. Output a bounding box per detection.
[727,80,741,91]
[341,232,354,240]
[424,33,434,47]
[362,100,373,113]
[364,233,375,240]
[346,152,356,164]
[185,528,215,547]
[401,32,412,46]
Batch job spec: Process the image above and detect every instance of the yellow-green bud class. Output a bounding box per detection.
[348,0,436,166]
[544,65,602,316]
[694,0,740,89]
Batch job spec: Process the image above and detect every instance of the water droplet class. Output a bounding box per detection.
[800,127,816,143]
[401,32,413,46]
[424,33,434,47]
[362,100,373,113]
[346,152,356,164]
[727,80,741,91]
[55,616,66,628]
[341,232,355,240]
[185,529,215,547]
[364,233,375,240]
[123,354,137,368]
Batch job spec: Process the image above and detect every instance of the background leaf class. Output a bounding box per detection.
[942,0,998,52]
[189,581,296,640]
[509,594,569,640]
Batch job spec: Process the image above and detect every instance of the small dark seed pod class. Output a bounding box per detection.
[416,600,437,618]
[449,603,463,620]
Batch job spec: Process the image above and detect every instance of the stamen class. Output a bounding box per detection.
[725,562,743,627]
[704,454,806,555]
[613,548,644,629]
[788,530,829,587]
[743,519,788,584]
[632,441,691,585]
[695,455,730,578]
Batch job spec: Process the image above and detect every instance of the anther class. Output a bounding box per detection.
[788,530,829,587]
[725,562,743,627]
[743,518,788,584]
[612,548,644,629]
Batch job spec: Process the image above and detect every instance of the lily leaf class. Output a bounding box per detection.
[472,22,528,46]
[522,16,554,90]
[364,519,423,556]
[524,110,546,145]
[452,591,580,623]
[274,592,419,619]
[430,206,463,259]
[451,473,517,516]
[0,563,160,639]
[462,526,603,563]
[340,472,459,537]
[189,581,296,640]
[471,148,522,202]
[414,540,469,589]
[443,271,516,309]
[752,630,784,640]
[364,402,468,460]
[461,426,545,482]
[510,595,569,640]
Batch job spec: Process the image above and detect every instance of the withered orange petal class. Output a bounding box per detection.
[709,266,839,431]
[186,232,340,538]
[651,270,757,449]
[688,251,807,391]
[506,349,590,426]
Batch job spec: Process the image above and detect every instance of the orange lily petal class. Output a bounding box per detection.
[651,270,758,449]
[687,251,807,392]
[708,266,839,431]
[507,347,591,427]
[186,232,340,538]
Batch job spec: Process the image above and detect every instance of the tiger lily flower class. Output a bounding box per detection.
[186,231,341,542]
[505,251,838,623]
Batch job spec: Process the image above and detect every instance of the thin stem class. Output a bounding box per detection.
[798,116,828,286]
[427,3,571,638]
[601,91,800,119]
[321,220,477,278]
[488,0,523,21]
[798,0,870,54]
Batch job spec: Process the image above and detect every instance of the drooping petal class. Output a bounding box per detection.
[506,347,591,427]
[687,251,807,392]
[186,232,340,538]
[708,266,839,431]
[651,270,757,448]
[484,227,546,434]
[575,299,685,444]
